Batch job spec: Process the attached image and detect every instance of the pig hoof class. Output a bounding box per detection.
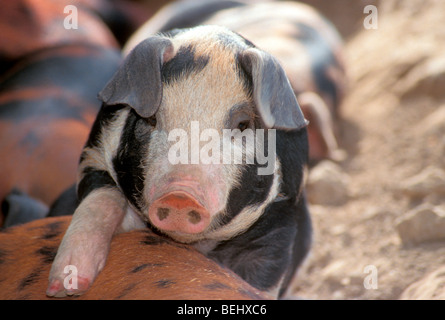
[46,279,64,297]
[46,276,91,298]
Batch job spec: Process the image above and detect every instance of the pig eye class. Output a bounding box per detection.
[146,115,157,127]
[237,120,251,132]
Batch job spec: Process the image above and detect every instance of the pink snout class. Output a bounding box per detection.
[148,192,210,234]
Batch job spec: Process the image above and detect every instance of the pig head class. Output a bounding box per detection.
[48,26,311,299]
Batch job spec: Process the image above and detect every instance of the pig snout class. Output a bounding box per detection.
[148,191,211,234]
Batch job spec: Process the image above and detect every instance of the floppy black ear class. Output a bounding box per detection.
[98,37,174,118]
[238,48,308,130]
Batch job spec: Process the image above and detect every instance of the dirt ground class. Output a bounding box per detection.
[291,0,445,299]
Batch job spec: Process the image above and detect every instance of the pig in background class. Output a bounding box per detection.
[0,0,163,227]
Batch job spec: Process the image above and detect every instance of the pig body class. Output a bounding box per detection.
[0,216,269,300]
[48,26,311,298]
[0,0,122,226]
[125,0,347,162]
[0,44,121,226]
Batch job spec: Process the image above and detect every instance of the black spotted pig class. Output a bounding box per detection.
[47,25,311,298]
[125,0,347,163]
[0,216,269,300]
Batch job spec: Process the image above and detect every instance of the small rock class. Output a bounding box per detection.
[395,204,445,245]
[397,166,445,198]
[417,105,445,136]
[307,160,350,206]
[398,56,445,100]
[400,265,445,300]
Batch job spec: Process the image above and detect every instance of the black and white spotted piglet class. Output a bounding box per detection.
[47,26,312,299]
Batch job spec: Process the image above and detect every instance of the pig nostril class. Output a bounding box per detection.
[157,208,170,221]
[188,210,202,224]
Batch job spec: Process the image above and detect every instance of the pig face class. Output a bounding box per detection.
[48,25,310,298]
[91,26,307,243]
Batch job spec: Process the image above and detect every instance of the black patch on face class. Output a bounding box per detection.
[217,127,276,227]
[130,263,165,273]
[83,104,124,150]
[154,279,176,289]
[294,22,342,109]
[161,45,209,84]
[39,221,64,240]
[220,164,274,227]
[77,167,117,202]
[113,109,153,211]
[36,246,57,264]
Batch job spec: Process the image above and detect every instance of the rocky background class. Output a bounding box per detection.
[292,0,445,299]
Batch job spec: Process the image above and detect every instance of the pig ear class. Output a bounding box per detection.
[238,48,308,130]
[98,37,174,118]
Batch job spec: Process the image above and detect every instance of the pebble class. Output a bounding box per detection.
[395,204,445,245]
[307,160,350,206]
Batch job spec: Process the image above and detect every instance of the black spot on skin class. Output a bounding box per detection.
[203,281,231,291]
[36,246,57,264]
[113,109,153,211]
[0,249,7,265]
[77,167,117,202]
[161,45,209,84]
[219,163,274,227]
[0,97,91,124]
[84,104,123,149]
[18,269,42,290]
[39,221,64,240]
[130,263,165,273]
[140,235,170,246]
[0,45,121,124]
[154,279,176,289]
[115,283,137,299]
[141,228,193,250]
[294,22,342,110]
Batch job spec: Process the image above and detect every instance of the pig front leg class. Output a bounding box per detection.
[46,187,127,297]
